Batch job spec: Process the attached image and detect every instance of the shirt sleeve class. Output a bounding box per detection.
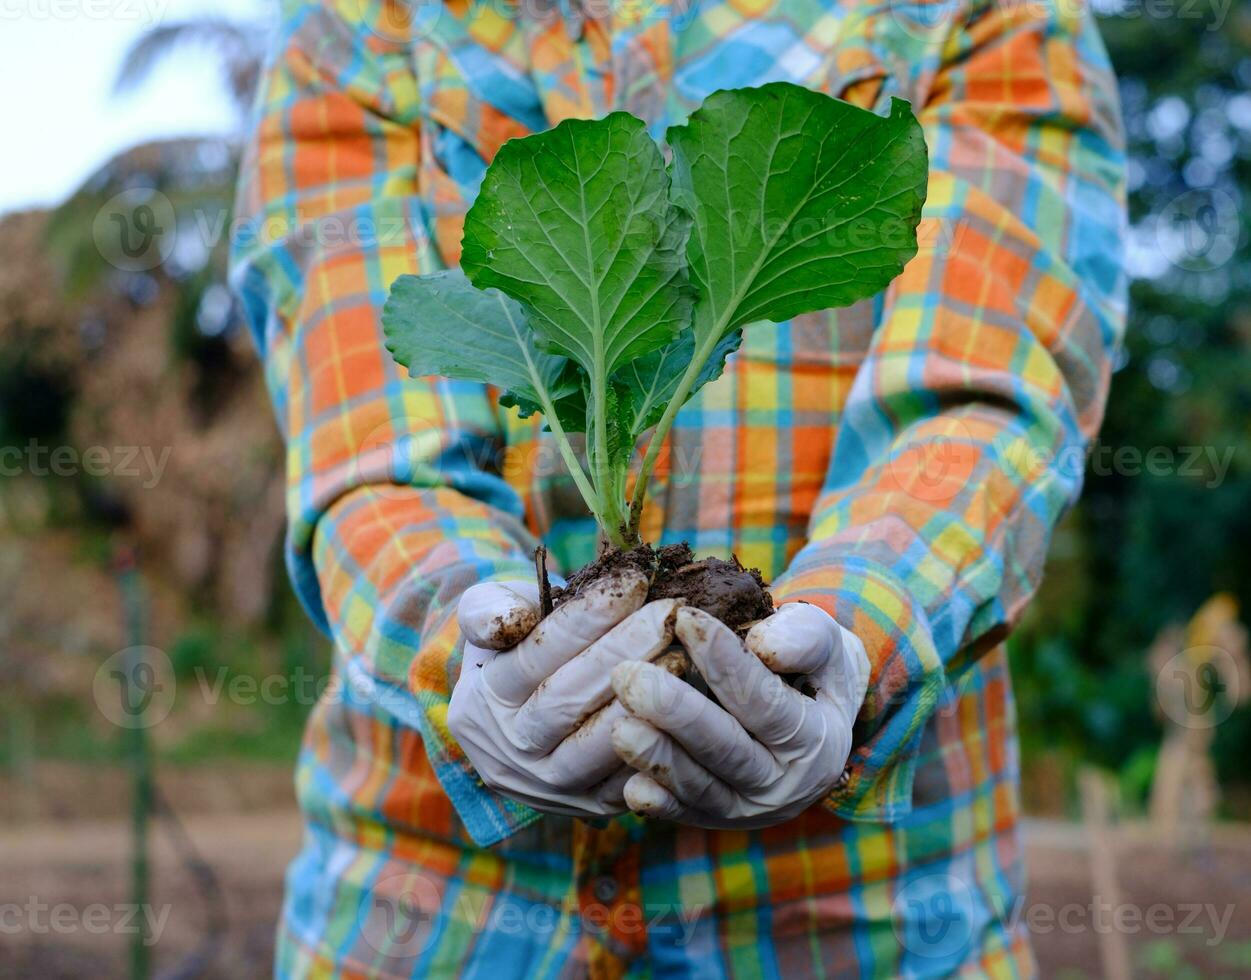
[770,0,1127,820]
[229,0,544,846]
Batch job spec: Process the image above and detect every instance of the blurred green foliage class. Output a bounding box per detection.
[1010,7,1251,809]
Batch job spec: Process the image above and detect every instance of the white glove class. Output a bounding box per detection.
[609,602,870,828]
[448,569,683,818]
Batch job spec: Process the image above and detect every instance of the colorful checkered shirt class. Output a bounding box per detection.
[231,0,1125,975]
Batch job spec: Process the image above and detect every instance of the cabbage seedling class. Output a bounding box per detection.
[384,83,927,570]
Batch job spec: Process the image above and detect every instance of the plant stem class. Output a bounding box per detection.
[612,464,639,548]
[513,308,603,529]
[589,373,619,529]
[626,324,723,539]
[586,371,635,549]
[535,390,603,527]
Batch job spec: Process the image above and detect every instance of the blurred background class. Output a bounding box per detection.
[1,1,1249,977]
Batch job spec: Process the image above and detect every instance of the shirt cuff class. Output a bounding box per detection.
[310,486,548,847]
[771,553,945,822]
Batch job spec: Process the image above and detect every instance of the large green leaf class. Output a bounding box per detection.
[667,84,928,346]
[460,112,693,389]
[382,269,572,418]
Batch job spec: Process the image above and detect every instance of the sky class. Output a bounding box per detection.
[0,0,268,218]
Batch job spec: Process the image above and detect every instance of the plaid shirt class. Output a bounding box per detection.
[231,0,1125,975]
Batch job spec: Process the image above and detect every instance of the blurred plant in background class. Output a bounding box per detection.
[1010,4,1251,815]
[0,11,313,808]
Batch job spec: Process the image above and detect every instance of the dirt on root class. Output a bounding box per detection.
[551,542,773,630]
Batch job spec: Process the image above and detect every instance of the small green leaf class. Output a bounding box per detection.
[668,84,928,344]
[461,112,693,384]
[382,269,569,416]
[500,363,587,434]
[603,384,633,465]
[618,329,743,441]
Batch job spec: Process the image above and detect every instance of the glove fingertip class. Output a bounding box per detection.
[745,602,833,675]
[458,582,540,650]
[609,658,642,694]
[673,605,720,648]
[623,773,679,818]
[610,715,660,765]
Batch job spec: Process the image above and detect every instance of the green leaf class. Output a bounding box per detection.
[460,112,693,385]
[617,329,743,441]
[667,84,928,345]
[382,269,570,416]
[500,362,587,434]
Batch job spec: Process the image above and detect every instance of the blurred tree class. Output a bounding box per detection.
[10,11,284,628]
[113,16,266,126]
[1012,4,1251,808]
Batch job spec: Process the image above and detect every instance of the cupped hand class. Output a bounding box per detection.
[609,602,870,828]
[448,570,683,818]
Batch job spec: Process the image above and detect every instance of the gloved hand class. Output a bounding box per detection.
[609,602,870,828]
[448,569,683,818]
